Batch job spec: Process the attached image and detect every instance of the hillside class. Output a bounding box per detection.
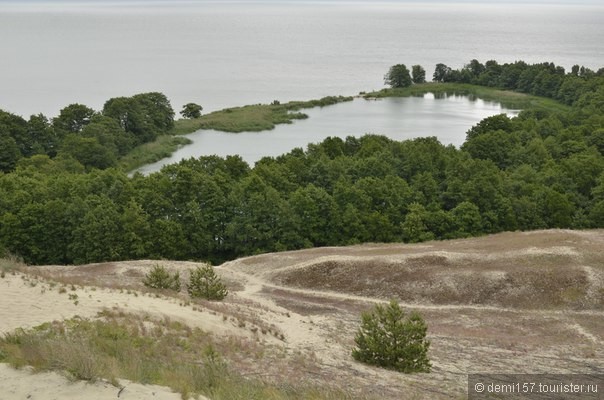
[1,229,603,399]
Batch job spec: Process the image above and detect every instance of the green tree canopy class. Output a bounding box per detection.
[180,103,203,119]
[433,63,452,82]
[0,134,21,172]
[385,64,412,88]
[52,103,96,135]
[412,65,426,84]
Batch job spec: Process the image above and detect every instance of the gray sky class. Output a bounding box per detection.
[1,0,602,7]
[0,0,600,3]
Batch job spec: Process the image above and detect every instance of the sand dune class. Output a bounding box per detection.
[1,229,603,399]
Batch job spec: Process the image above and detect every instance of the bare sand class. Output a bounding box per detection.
[0,363,182,400]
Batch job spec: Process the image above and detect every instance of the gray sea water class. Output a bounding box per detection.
[1,1,603,118]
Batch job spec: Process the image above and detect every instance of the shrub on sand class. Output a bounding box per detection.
[187,265,228,301]
[142,264,181,292]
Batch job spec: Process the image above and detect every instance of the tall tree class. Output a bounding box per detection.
[0,134,20,172]
[180,103,203,119]
[384,64,412,88]
[411,65,426,84]
[52,104,96,135]
[433,63,452,82]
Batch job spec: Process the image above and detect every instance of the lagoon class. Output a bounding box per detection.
[1,2,602,119]
[136,94,519,174]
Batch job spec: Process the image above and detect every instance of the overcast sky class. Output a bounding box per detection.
[1,0,602,6]
[0,0,600,3]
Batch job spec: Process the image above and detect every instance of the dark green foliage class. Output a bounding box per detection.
[352,300,431,373]
[0,61,603,266]
[58,134,117,170]
[384,64,412,88]
[187,265,228,301]
[0,110,28,171]
[0,92,175,173]
[433,63,452,82]
[142,264,181,291]
[27,114,57,157]
[53,103,96,135]
[411,65,426,84]
[81,115,137,157]
[465,114,513,141]
[103,92,174,144]
[436,59,598,106]
[0,133,21,172]
[181,103,203,119]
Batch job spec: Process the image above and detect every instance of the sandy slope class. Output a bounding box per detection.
[1,229,603,399]
[0,270,219,400]
[0,363,182,400]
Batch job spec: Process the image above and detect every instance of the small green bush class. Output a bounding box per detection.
[142,264,181,292]
[352,300,431,373]
[187,265,228,301]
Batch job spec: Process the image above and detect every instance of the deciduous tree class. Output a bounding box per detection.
[411,65,426,84]
[385,64,412,88]
[180,103,203,119]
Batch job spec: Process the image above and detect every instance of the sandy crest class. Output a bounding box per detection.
[0,272,242,336]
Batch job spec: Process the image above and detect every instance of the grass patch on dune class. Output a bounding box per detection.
[276,256,597,310]
[0,311,359,400]
[365,83,569,112]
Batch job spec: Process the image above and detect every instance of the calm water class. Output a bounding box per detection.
[136,94,519,174]
[1,1,603,119]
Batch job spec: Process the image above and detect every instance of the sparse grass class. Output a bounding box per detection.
[195,297,286,340]
[364,83,569,112]
[0,311,359,400]
[275,253,600,310]
[0,255,25,275]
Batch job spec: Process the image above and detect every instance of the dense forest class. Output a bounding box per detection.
[0,92,176,172]
[1,60,603,265]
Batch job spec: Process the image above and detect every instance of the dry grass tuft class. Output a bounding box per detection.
[0,311,359,400]
[0,255,26,275]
